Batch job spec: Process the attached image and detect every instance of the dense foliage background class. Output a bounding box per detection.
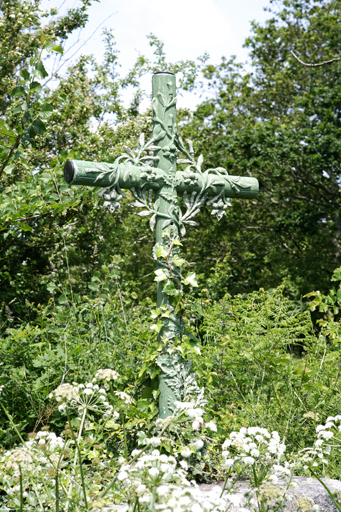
[2,0,341,483]
[2,0,341,319]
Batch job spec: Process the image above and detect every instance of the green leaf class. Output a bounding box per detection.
[182,272,198,287]
[31,119,46,134]
[88,283,100,291]
[11,86,26,97]
[331,268,341,281]
[150,322,163,333]
[21,69,30,80]
[44,40,56,51]
[150,308,161,319]
[52,45,63,55]
[337,288,341,304]
[30,81,42,93]
[136,399,149,412]
[105,420,120,429]
[173,255,185,266]
[18,222,32,232]
[154,269,168,282]
[41,103,53,113]
[163,282,179,296]
[156,246,168,258]
[33,61,48,79]
[58,294,68,304]
[4,165,14,175]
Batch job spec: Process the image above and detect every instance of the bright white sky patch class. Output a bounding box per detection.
[41,0,272,108]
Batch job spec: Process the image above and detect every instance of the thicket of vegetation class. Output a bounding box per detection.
[2,0,341,510]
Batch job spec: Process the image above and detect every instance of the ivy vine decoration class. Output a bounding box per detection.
[175,134,252,225]
[95,161,127,214]
[95,123,252,231]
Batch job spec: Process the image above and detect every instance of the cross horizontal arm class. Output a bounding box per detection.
[64,159,259,200]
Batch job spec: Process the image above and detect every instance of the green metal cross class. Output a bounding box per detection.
[64,72,259,418]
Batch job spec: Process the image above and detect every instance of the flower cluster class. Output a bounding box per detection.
[296,415,341,472]
[0,429,65,504]
[48,382,79,403]
[3,429,65,473]
[221,427,286,469]
[94,368,119,382]
[173,400,217,432]
[303,411,320,422]
[49,380,119,420]
[113,449,249,512]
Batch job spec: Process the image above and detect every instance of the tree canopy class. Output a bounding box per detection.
[182,0,341,298]
[1,0,341,324]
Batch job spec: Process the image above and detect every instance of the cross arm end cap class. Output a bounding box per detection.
[64,160,75,184]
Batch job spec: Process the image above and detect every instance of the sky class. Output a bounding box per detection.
[41,0,273,109]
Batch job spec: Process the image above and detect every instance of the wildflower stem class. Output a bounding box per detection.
[219,468,231,498]
[220,470,241,499]
[0,403,26,445]
[122,413,128,459]
[67,412,89,510]
[309,467,341,512]
[252,464,258,487]
[31,479,45,511]
[55,467,59,512]
[98,445,149,499]
[19,465,23,512]
[132,496,139,512]
[64,407,88,512]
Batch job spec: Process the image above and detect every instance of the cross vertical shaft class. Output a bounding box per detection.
[152,73,181,418]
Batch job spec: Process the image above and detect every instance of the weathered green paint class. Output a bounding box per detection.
[64,72,259,418]
[152,73,181,418]
[64,159,258,199]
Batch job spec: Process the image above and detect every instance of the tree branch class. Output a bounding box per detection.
[291,50,341,68]
[0,134,21,179]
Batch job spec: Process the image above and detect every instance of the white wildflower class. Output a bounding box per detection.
[243,456,255,465]
[136,483,147,494]
[194,439,204,451]
[224,458,235,468]
[179,460,188,470]
[157,485,170,497]
[149,437,161,447]
[192,420,201,430]
[148,467,159,478]
[222,439,231,449]
[83,388,94,395]
[181,447,192,458]
[187,408,204,418]
[206,421,217,432]
[49,383,79,402]
[174,401,193,409]
[115,391,133,404]
[117,471,128,481]
[318,431,333,440]
[95,369,119,381]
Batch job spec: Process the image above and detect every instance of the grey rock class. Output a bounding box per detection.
[105,477,341,511]
[199,477,341,511]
